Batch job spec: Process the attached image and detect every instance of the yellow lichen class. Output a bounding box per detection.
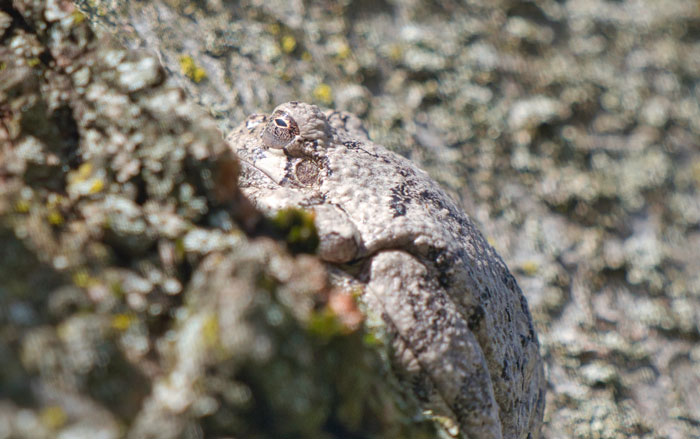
[72,270,90,288]
[47,210,64,226]
[692,159,700,187]
[72,162,93,183]
[202,314,219,347]
[335,42,351,60]
[39,406,67,430]
[47,193,64,209]
[14,200,30,213]
[179,55,207,83]
[313,83,333,105]
[520,260,539,276]
[389,44,403,62]
[111,313,133,331]
[267,23,280,35]
[71,9,86,24]
[281,35,297,54]
[88,178,104,194]
[27,58,40,67]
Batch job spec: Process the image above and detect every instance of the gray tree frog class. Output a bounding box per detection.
[227,102,545,439]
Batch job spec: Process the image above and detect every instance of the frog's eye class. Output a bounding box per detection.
[262,111,300,149]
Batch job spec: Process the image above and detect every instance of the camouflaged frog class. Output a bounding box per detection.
[227,101,545,439]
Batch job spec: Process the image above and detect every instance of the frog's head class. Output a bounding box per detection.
[228,102,363,263]
[229,101,336,188]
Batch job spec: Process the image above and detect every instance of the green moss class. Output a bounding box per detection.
[72,270,91,287]
[109,281,124,297]
[362,331,382,347]
[257,272,277,293]
[308,307,346,339]
[174,237,186,260]
[270,208,319,254]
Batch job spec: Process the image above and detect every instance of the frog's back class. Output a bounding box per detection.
[324,110,546,438]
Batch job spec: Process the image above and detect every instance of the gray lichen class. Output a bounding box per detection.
[0,2,436,439]
[4,0,700,438]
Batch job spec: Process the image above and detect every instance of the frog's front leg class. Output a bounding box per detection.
[364,250,503,439]
[236,182,362,264]
[311,203,362,263]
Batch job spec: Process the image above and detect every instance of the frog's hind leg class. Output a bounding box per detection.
[364,250,503,439]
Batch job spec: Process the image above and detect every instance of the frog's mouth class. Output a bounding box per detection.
[234,144,293,188]
[238,156,283,187]
[236,140,323,190]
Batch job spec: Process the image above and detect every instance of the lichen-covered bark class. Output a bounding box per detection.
[0,2,435,438]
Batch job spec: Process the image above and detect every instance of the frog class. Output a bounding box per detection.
[226,101,545,439]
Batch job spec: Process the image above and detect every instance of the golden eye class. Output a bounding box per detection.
[262,110,300,149]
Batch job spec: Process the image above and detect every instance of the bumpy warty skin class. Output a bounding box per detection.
[227,101,545,439]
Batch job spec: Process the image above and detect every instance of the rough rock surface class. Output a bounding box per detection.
[2,0,700,438]
[0,2,445,439]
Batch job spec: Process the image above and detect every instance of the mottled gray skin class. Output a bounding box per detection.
[227,102,545,439]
